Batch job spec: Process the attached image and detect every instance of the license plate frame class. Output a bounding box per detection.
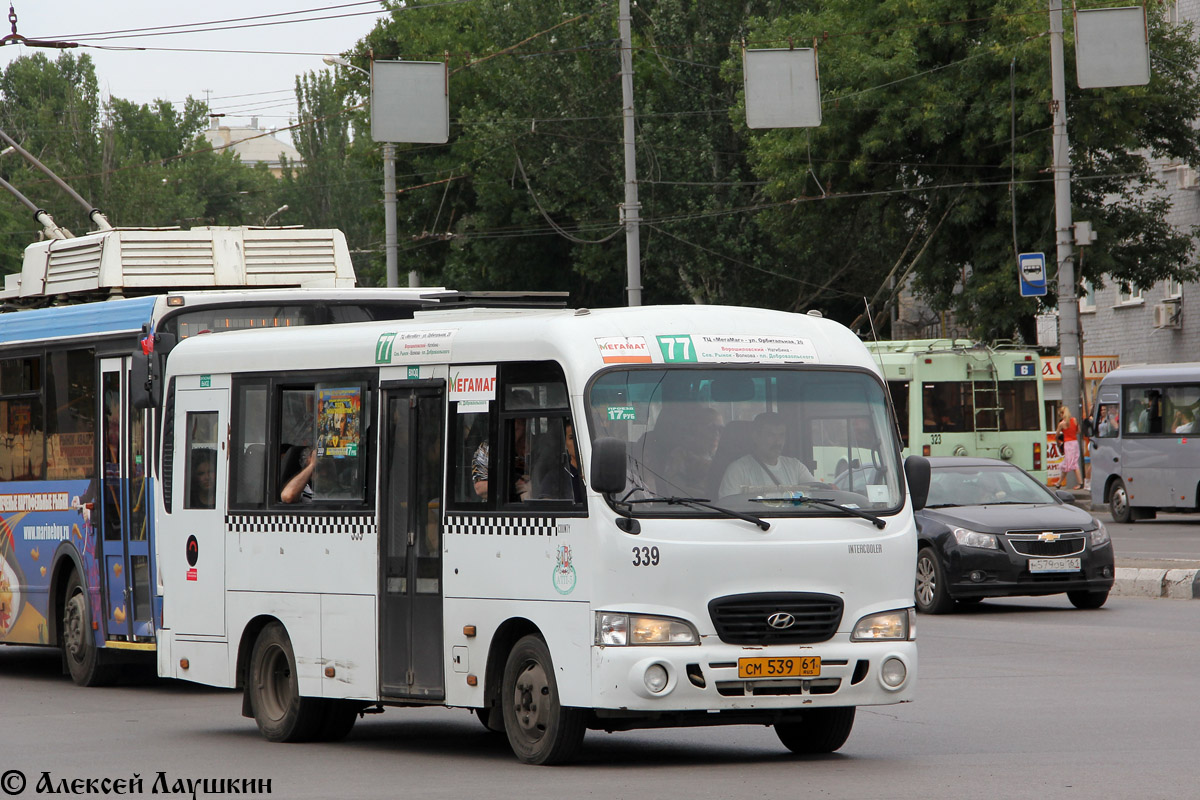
[737,656,821,679]
[1028,557,1082,573]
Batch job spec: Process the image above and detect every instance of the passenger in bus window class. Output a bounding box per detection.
[1173,408,1196,434]
[189,450,216,509]
[532,420,582,501]
[280,446,315,504]
[718,412,815,498]
[472,417,530,502]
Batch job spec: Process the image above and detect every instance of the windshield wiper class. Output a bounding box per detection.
[620,495,771,531]
[748,494,886,529]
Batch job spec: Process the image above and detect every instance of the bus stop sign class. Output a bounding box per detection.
[1018,252,1047,297]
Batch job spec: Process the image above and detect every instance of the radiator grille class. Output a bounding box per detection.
[708,592,843,645]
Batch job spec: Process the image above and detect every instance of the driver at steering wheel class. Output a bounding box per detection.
[718,412,815,498]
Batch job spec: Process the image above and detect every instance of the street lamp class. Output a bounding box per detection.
[264,204,288,225]
[323,55,406,288]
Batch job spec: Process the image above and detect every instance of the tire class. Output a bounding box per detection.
[956,597,984,607]
[1067,589,1110,610]
[915,547,955,614]
[501,634,585,765]
[1108,479,1132,523]
[775,707,856,754]
[316,700,361,742]
[248,622,325,742]
[62,572,117,687]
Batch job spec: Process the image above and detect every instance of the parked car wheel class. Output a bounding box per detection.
[915,547,955,614]
[1067,589,1110,609]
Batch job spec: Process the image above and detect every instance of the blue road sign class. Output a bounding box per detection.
[1019,252,1047,297]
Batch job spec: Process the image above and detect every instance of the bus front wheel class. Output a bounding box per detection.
[62,572,117,687]
[776,707,856,754]
[1108,480,1132,523]
[248,622,325,742]
[501,634,585,765]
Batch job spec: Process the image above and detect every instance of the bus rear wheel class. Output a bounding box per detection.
[501,634,585,765]
[776,707,856,754]
[62,572,117,687]
[248,622,325,742]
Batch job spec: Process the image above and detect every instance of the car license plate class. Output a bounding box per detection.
[1028,557,1081,573]
[737,656,820,679]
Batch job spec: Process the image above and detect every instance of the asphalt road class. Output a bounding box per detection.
[2,593,1199,799]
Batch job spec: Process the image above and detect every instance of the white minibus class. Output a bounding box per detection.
[155,304,930,764]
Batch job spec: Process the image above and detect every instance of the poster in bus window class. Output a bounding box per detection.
[316,385,361,458]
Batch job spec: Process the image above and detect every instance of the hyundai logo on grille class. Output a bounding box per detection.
[767,612,796,629]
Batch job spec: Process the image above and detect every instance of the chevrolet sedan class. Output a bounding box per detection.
[915,457,1114,613]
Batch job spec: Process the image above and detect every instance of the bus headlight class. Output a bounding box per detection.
[595,613,699,646]
[851,608,915,642]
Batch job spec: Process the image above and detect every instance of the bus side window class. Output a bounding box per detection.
[452,407,489,505]
[184,412,217,510]
[231,382,268,508]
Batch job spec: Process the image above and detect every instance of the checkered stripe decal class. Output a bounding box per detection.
[226,513,376,537]
[445,514,558,536]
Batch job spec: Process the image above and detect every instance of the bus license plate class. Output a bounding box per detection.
[738,656,821,679]
[1028,557,1081,573]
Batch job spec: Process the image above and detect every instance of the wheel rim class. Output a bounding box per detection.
[511,658,550,743]
[63,590,87,663]
[256,644,292,723]
[915,556,937,607]
[1111,485,1128,517]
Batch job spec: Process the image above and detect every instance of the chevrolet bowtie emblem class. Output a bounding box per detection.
[1037,532,1060,542]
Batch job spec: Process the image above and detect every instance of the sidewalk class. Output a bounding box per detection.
[1067,488,1200,601]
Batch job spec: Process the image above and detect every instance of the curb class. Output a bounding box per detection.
[1113,567,1200,600]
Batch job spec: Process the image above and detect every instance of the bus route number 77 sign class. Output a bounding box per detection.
[1018,252,1047,297]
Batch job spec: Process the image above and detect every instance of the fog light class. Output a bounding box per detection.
[1102,566,1112,578]
[644,664,669,694]
[969,570,985,582]
[881,657,906,688]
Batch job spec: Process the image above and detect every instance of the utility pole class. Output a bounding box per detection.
[1050,0,1083,419]
[618,0,642,306]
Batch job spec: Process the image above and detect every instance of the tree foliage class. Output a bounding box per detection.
[743,0,1200,338]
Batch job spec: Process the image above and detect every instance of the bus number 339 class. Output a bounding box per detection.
[632,546,660,566]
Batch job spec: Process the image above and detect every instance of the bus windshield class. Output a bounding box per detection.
[587,367,904,517]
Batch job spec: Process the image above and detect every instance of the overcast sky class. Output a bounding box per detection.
[0,1,393,134]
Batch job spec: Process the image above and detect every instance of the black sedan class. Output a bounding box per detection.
[915,457,1114,613]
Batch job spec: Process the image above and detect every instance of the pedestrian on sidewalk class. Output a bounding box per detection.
[1057,405,1084,490]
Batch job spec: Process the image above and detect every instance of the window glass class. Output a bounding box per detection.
[232,384,268,507]
[184,411,218,509]
[101,375,121,540]
[313,383,366,501]
[887,381,909,448]
[276,382,368,505]
[0,397,44,482]
[1164,385,1200,434]
[922,381,1039,433]
[1123,386,1163,434]
[1093,402,1119,438]
[588,368,903,516]
[128,404,148,539]
[45,350,95,481]
[453,406,489,504]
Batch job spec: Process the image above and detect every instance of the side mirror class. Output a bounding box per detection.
[130,331,178,411]
[904,455,931,511]
[589,436,628,495]
[1055,489,1077,505]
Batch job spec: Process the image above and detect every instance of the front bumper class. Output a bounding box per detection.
[588,636,915,725]
[946,542,1115,599]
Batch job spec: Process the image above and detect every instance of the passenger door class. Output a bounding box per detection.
[97,358,155,641]
[379,381,445,699]
[167,386,228,637]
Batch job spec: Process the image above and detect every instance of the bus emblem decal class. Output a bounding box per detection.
[552,545,577,595]
[767,612,796,629]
